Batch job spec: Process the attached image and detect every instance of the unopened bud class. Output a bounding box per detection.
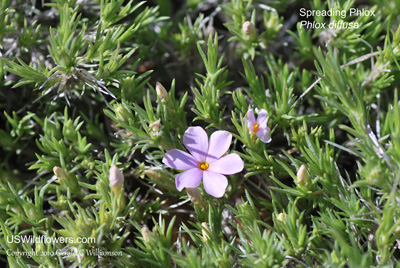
[296,165,309,184]
[109,165,125,211]
[53,166,79,193]
[57,195,69,210]
[144,169,162,182]
[201,222,210,242]
[141,226,151,243]
[149,119,162,138]
[109,165,124,195]
[116,106,129,123]
[187,188,204,206]
[156,82,169,102]
[296,165,311,190]
[53,166,68,180]
[121,77,136,99]
[242,21,255,35]
[276,212,285,222]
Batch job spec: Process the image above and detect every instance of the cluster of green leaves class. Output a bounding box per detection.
[222,0,283,59]
[2,0,400,267]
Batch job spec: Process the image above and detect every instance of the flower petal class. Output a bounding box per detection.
[183,126,208,162]
[162,149,198,170]
[207,131,232,162]
[256,126,271,143]
[256,109,268,125]
[246,109,256,130]
[175,168,203,191]
[209,153,244,175]
[203,170,228,198]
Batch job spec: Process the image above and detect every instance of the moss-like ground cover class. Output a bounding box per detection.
[1,0,400,267]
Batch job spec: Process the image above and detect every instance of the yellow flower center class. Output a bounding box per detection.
[252,123,259,132]
[198,162,209,171]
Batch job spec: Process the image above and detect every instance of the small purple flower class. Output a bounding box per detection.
[246,108,271,143]
[162,126,244,198]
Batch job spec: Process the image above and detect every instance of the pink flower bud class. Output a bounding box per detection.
[109,165,125,211]
[141,226,151,243]
[296,165,309,184]
[296,165,311,191]
[109,165,124,188]
[156,82,168,101]
[242,21,255,35]
[187,188,204,206]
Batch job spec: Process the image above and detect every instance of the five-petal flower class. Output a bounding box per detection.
[246,108,271,143]
[162,126,244,198]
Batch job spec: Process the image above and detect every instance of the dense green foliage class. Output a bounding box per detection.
[1,0,400,267]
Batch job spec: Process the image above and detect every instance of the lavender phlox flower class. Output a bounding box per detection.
[246,108,271,143]
[162,126,244,198]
